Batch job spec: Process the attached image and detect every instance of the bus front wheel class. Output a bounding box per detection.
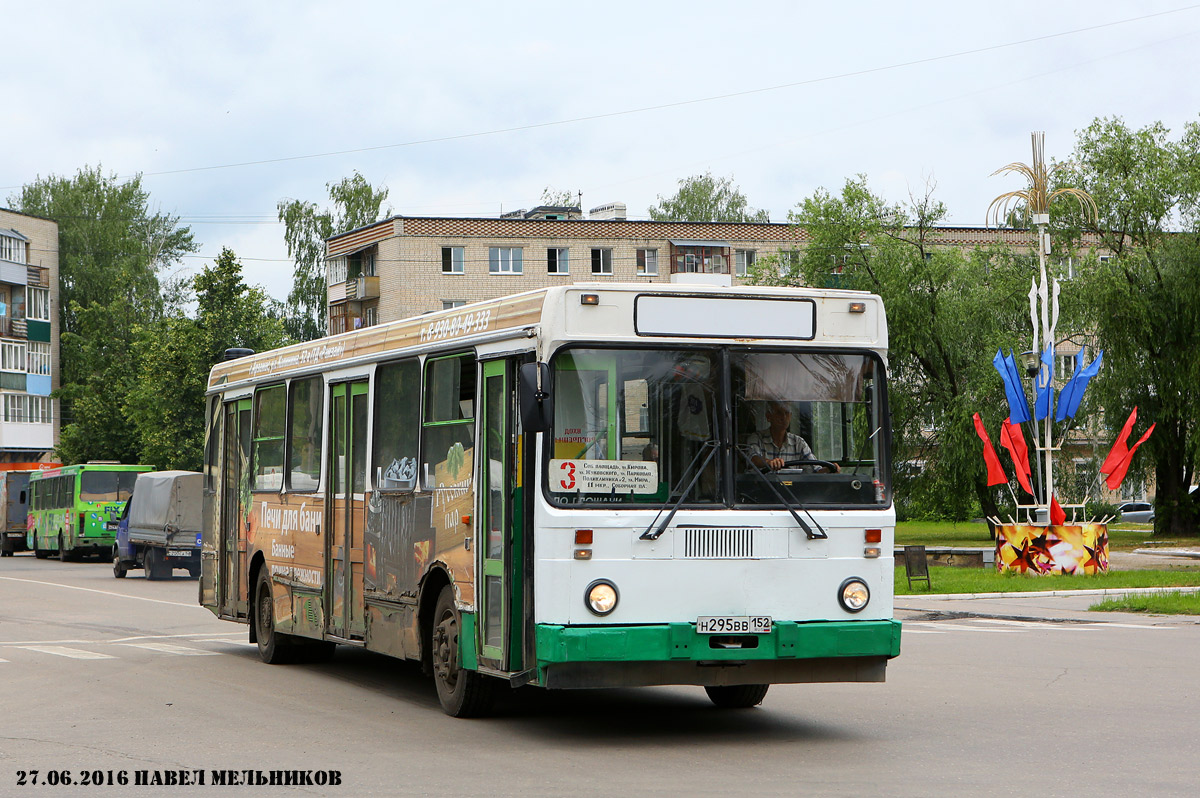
[705,684,770,708]
[431,585,496,718]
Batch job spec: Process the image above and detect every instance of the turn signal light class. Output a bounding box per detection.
[575,529,593,545]
[865,529,882,543]
[581,294,600,306]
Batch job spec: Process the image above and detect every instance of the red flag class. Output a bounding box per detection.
[1050,494,1066,526]
[999,418,1035,496]
[971,413,1008,486]
[1105,423,1155,490]
[1100,407,1138,476]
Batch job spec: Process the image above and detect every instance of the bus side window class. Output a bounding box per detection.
[422,354,476,491]
[288,376,323,492]
[253,383,287,491]
[373,359,420,491]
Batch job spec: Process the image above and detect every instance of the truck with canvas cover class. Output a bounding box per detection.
[114,470,203,579]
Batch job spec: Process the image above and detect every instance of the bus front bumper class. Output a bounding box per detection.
[534,619,901,689]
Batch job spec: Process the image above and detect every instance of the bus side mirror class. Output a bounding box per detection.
[518,362,553,433]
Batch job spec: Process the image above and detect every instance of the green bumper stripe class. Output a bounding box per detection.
[536,620,902,665]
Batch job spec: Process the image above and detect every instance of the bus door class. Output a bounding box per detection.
[478,359,523,670]
[220,398,252,618]
[327,381,368,640]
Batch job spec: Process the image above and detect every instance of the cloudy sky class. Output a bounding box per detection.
[5,1,1199,301]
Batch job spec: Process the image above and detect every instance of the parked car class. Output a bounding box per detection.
[112,471,202,579]
[1117,501,1154,523]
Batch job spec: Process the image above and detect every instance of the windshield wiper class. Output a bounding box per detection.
[734,444,827,540]
[638,439,719,541]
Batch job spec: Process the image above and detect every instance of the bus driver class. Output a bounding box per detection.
[745,401,839,473]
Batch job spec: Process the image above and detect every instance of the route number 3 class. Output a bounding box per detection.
[559,461,576,490]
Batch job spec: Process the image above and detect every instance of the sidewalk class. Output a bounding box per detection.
[895,546,1200,623]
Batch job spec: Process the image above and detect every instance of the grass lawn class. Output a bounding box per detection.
[895,520,1168,551]
[894,565,1200,596]
[1089,592,1200,615]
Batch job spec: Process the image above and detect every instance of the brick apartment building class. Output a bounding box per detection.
[0,209,59,466]
[323,203,1065,334]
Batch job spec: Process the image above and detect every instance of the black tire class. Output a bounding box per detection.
[704,684,770,708]
[33,540,48,559]
[431,584,496,717]
[143,548,159,580]
[113,548,128,579]
[1,548,12,557]
[254,567,295,664]
[57,535,69,562]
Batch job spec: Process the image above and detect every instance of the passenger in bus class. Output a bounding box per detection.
[744,401,838,473]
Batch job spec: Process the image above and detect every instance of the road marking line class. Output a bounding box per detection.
[971,619,1095,630]
[1081,622,1174,630]
[18,645,115,660]
[108,632,244,643]
[0,576,198,608]
[904,622,1021,633]
[119,642,219,656]
[901,629,945,635]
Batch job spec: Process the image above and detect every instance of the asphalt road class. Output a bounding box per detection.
[2,554,1198,797]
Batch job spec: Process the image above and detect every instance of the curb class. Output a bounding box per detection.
[897,585,1200,601]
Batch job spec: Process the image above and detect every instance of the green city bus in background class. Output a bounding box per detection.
[28,463,152,560]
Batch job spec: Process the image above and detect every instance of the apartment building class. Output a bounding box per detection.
[323,203,1063,333]
[0,209,59,466]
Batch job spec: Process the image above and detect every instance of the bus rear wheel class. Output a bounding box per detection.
[255,568,295,664]
[704,684,770,708]
[431,584,496,718]
[57,535,69,562]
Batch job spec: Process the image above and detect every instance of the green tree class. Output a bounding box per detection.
[13,166,197,464]
[125,248,288,470]
[751,176,1034,523]
[647,172,770,223]
[1057,117,1200,536]
[278,172,390,341]
[540,187,578,207]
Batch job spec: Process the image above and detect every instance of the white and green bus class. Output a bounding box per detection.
[201,282,899,716]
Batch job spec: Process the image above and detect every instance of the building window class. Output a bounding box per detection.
[327,257,348,285]
[591,248,613,275]
[672,246,728,274]
[26,288,49,322]
[548,247,569,275]
[735,249,756,277]
[637,249,658,276]
[363,303,378,328]
[442,246,465,274]
[0,234,26,264]
[442,300,467,310]
[27,342,50,376]
[1,393,49,423]
[489,247,523,274]
[778,250,800,275]
[0,341,25,373]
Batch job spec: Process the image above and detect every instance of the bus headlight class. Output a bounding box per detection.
[838,578,870,613]
[584,580,619,616]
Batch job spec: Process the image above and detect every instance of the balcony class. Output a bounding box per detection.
[348,276,379,301]
[26,266,49,287]
[0,317,27,339]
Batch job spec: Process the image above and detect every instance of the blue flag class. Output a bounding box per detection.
[993,349,1031,424]
[1034,344,1055,421]
[1056,350,1103,421]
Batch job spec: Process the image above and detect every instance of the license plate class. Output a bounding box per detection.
[105,522,118,531]
[6,532,23,538]
[167,549,191,558]
[696,616,773,634]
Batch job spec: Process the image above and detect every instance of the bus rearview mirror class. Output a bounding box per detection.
[518,362,553,433]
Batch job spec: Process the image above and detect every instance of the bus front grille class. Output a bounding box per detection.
[681,528,755,559]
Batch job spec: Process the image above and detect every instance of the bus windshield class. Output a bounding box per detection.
[548,347,888,508]
[80,471,139,503]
